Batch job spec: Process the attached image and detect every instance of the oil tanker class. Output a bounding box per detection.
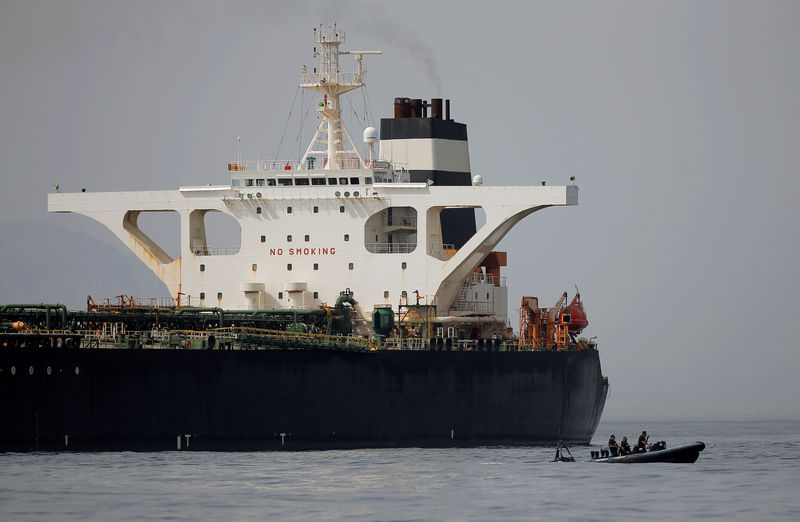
[0,25,607,451]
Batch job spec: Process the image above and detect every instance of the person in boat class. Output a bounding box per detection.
[608,434,619,456]
[637,431,649,452]
[619,436,632,455]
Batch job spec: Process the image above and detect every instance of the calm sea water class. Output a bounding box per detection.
[1,420,799,521]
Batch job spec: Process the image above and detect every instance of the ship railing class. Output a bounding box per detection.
[462,272,507,287]
[364,242,417,254]
[88,296,176,310]
[429,244,456,256]
[212,326,377,351]
[228,157,367,172]
[450,301,494,314]
[300,72,359,86]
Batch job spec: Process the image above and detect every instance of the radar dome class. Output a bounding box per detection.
[472,175,483,186]
[363,127,378,144]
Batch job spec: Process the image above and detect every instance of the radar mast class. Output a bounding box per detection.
[299,24,381,170]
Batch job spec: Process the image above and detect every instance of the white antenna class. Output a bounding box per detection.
[299,25,381,170]
[236,136,241,169]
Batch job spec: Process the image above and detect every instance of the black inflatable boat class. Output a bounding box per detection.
[589,441,705,463]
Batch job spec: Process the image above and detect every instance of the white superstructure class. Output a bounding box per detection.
[48,25,577,338]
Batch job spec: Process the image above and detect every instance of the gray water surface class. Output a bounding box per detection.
[2,421,798,521]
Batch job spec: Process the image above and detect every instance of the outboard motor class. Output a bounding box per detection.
[650,441,666,452]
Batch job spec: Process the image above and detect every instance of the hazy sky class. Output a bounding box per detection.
[1,0,798,422]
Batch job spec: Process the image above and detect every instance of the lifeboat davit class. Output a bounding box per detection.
[562,292,588,335]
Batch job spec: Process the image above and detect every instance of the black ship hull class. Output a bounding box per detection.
[0,347,607,451]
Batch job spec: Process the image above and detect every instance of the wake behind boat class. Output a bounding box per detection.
[589,441,706,463]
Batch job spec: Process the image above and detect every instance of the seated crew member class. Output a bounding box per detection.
[608,434,619,456]
[637,430,649,451]
[620,436,632,455]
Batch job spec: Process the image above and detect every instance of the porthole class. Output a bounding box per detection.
[335,191,341,198]
[47,366,52,375]
[344,234,349,241]
[252,264,258,272]
[313,206,319,213]
[402,262,407,270]
[11,366,16,375]
[256,206,262,213]
[313,263,319,270]
[348,262,354,270]
[200,292,205,300]
[313,291,319,299]
[339,206,345,213]
[304,235,310,242]
[287,264,292,271]
[287,206,292,214]
[217,292,222,300]
[29,366,34,375]
[75,366,80,375]
[344,191,350,197]
[261,235,266,243]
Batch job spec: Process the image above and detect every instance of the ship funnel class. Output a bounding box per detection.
[431,98,443,119]
[379,94,475,248]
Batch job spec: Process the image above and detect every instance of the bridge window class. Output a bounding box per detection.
[328,178,338,185]
[245,179,254,187]
[338,177,349,185]
[311,178,325,186]
[295,178,310,186]
[267,179,276,186]
[350,177,360,185]
[278,178,293,186]
[256,179,265,187]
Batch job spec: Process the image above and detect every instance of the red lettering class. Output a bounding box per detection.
[322,248,328,255]
[331,247,336,255]
[269,248,276,255]
[303,248,309,255]
[311,248,316,255]
[277,248,283,255]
